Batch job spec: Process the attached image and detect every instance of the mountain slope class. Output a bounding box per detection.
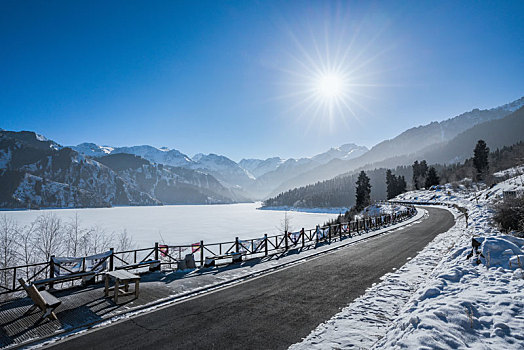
[0,131,160,208]
[238,157,284,178]
[0,131,246,208]
[97,153,241,204]
[419,105,524,164]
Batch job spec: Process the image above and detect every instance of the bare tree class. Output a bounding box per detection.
[116,229,134,252]
[34,213,65,261]
[0,215,18,289]
[115,229,135,263]
[65,212,89,257]
[19,221,39,279]
[82,225,113,255]
[278,211,293,234]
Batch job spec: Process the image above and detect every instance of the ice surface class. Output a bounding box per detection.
[2,202,337,247]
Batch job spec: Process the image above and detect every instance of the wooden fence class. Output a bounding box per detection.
[0,205,416,298]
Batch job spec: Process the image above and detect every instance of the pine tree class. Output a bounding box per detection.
[425,167,440,188]
[412,160,429,189]
[412,160,419,190]
[398,176,407,194]
[355,171,371,210]
[386,169,396,200]
[473,139,490,181]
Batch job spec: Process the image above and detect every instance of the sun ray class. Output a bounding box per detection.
[272,10,392,134]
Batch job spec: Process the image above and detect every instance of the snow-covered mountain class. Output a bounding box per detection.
[311,143,368,164]
[238,157,284,178]
[0,131,245,208]
[72,142,370,199]
[96,153,245,204]
[238,143,367,181]
[190,153,255,188]
[0,132,160,208]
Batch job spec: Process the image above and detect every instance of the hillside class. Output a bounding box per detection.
[97,153,245,204]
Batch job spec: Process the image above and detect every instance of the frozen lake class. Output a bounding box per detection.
[4,203,338,247]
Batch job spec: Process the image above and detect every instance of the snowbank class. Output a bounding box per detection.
[358,203,408,218]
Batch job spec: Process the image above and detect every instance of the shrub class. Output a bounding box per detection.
[493,196,524,234]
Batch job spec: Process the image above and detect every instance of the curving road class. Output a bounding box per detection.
[47,207,454,350]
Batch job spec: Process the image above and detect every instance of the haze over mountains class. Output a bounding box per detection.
[71,142,369,200]
[1,96,523,209]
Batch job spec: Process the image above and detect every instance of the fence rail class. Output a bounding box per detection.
[0,205,416,298]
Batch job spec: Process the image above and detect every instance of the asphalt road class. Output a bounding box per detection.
[47,207,454,350]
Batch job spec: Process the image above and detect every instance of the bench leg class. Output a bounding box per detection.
[105,275,109,297]
[36,308,56,324]
[23,304,38,316]
[49,311,58,321]
[114,279,119,303]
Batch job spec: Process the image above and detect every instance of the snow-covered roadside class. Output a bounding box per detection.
[291,168,524,350]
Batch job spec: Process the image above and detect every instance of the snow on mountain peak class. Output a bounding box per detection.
[35,133,48,141]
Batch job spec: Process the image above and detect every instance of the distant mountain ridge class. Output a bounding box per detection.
[71,141,369,199]
[0,131,244,208]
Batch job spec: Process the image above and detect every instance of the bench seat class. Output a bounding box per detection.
[32,271,96,288]
[39,290,61,308]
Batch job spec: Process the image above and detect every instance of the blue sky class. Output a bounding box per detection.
[1,0,523,161]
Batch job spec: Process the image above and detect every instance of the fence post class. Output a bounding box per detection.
[12,267,16,291]
[339,224,342,240]
[328,224,331,242]
[235,237,239,253]
[285,231,288,251]
[154,242,159,261]
[301,228,305,247]
[264,234,268,256]
[49,255,55,289]
[109,248,114,271]
[200,240,204,267]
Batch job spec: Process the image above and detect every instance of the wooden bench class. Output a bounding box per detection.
[205,252,247,267]
[18,278,62,323]
[31,271,96,289]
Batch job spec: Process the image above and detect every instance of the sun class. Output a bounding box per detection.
[274,11,389,134]
[317,73,344,99]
